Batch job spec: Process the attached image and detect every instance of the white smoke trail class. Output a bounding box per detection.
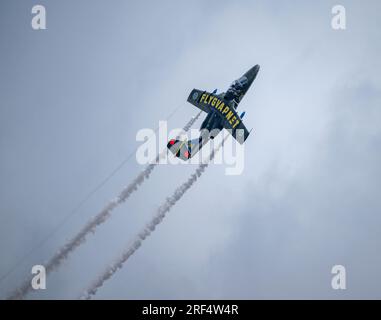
[8,112,202,300]
[80,135,227,299]
[182,111,202,132]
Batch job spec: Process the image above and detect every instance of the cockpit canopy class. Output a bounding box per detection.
[230,76,248,90]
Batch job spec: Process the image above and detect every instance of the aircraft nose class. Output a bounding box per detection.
[246,64,260,81]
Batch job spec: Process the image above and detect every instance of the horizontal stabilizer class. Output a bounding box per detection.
[167,139,191,160]
[167,136,210,161]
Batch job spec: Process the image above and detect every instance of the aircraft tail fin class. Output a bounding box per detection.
[167,139,191,160]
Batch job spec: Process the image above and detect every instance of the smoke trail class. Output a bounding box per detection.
[80,135,227,299]
[182,111,202,132]
[8,112,202,300]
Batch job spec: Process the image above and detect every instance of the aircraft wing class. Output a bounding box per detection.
[187,88,250,144]
[219,110,250,144]
[187,89,212,114]
[223,117,251,144]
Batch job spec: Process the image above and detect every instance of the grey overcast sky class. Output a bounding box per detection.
[0,0,381,299]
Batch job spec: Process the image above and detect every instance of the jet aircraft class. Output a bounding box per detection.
[167,64,260,160]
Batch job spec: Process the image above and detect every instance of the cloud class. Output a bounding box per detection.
[1,0,381,299]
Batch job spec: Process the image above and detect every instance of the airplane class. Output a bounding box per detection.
[167,64,260,160]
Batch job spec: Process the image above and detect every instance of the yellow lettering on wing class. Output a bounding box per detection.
[232,119,240,129]
[226,111,234,121]
[198,94,243,131]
